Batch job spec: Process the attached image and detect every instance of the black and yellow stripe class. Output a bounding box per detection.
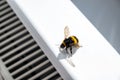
[70,36,79,44]
[60,36,79,48]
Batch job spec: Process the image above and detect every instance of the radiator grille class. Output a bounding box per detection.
[0,0,63,80]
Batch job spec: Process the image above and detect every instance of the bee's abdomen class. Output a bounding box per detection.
[70,36,79,44]
[73,36,79,43]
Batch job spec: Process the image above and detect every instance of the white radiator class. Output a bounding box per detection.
[1,0,120,80]
[0,0,63,80]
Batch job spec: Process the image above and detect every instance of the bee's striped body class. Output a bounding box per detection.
[60,36,79,55]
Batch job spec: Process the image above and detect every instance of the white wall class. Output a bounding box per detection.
[72,0,120,53]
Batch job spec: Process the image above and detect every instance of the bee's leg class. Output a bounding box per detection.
[65,47,70,58]
[65,47,68,54]
[70,46,72,57]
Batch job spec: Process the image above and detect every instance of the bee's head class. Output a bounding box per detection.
[60,43,65,48]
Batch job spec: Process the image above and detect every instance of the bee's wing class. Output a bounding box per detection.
[64,26,70,38]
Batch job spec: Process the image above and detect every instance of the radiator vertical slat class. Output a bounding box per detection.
[0,16,18,28]
[10,53,46,76]
[16,60,51,80]
[1,24,24,42]
[1,11,15,22]
[0,7,12,16]
[8,55,45,70]
[1,25,25,50]
[28,65,54,80]
[0,0,6,5]
[7,48,42,70]
[42,71,58,80]
[1,20,21,35]
[0,29,28,51]
[4,36,36,64]
[0,3,9,11]
[1,39,35,61]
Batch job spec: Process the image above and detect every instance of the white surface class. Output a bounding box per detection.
[7,0,120,80]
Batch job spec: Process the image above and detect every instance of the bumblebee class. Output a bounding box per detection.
[60,26,80,56]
